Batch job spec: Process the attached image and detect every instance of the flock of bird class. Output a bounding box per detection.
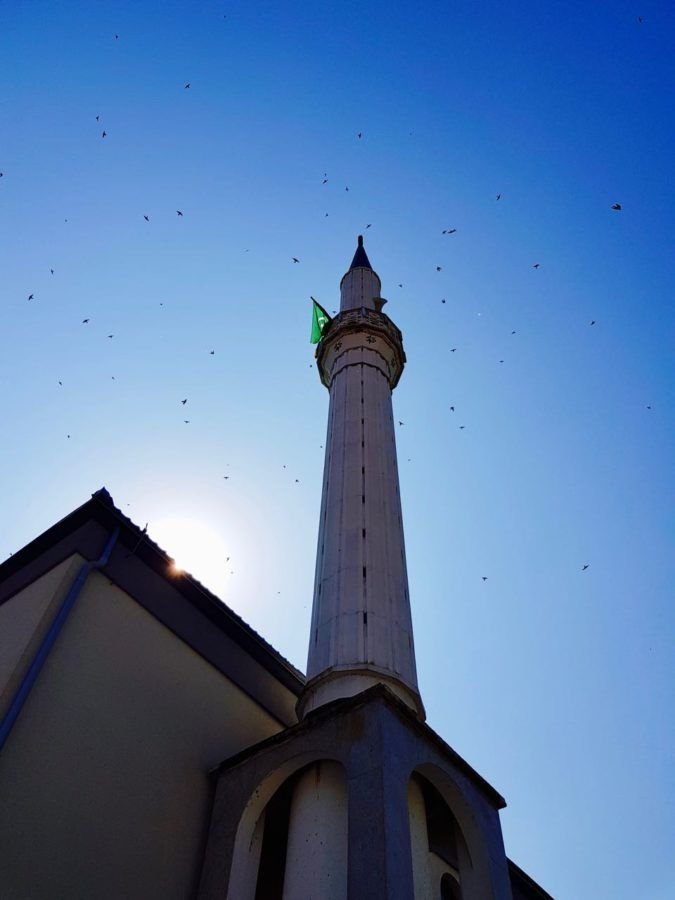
[4,20,651,588]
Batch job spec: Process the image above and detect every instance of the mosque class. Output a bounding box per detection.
[0,238,552,899]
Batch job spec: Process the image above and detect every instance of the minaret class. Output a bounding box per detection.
[298,236,425,721]
[200,238,519,900]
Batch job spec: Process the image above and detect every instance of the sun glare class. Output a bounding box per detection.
[150,517,233,597]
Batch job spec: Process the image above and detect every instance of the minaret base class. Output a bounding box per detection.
[198,686,513,900]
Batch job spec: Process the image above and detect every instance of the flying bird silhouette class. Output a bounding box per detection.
[442,229,457,234]
[27,294,34,301]
[496,193,501,200]
[50,269,54,275]
[176,210,183,216]
[533,263,540,269]
[582,564,589,571]
[82,318,90,324]
[590,320,596,326]
[181,399,187,405]
[357,132,362,139]
[184,83,191,89]
[482,576,488,582]
[101,130,107,138]
[436,266,442,272]
[450,406,454,412]
[143,215,149,221]
[611,203,622,211]
[292,257,300,263]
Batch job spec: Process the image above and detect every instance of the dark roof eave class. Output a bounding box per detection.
[0,488,305,696]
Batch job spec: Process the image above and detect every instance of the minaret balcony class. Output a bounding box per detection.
[317,307,407,390]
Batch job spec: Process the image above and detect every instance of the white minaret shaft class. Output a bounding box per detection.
[299,237,424,720]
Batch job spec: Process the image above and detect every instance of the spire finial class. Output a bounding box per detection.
[349,234,372,271]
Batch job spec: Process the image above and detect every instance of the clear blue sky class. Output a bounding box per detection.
[2,1,673,896]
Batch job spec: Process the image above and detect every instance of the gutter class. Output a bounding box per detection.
[0,527,120,753]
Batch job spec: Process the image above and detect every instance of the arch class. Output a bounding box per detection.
[408,764,499,900]
[226,753,346,900]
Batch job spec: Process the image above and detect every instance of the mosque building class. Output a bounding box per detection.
[0,238,552,899]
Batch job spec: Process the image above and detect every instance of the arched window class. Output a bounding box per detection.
[441,872,462,900]
[408,773,465,899]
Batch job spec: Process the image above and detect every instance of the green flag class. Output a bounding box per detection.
[310,297,331,343]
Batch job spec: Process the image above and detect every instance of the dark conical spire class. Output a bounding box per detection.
[349,234,372,271]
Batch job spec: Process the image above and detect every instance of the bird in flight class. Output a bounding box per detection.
[209,350,215,355]
[450,348,457,352]
[183,420,190,424]
[322,177,328,184]
[533,263,540,269]
[441,298,446,304]
[496,193,501,200]
[442,228,457,234]
[482,576,488,582]
[398,421,405,426]
[50,268,54,275]
[143,215,149,221]
[459,425,465,430]
[366,223,372,229]
[611,203,622,211]
[292,257,300,263]
[590,320,596,326]
[449,406,454,412]
[646,405,652,410]
[107,334,114,339]
[357,132,362,139]
[184,83,191,89]
[436,266,442,272]
[582,564,589,571]
[82,318,90,324]
[176,210,183,216]
[27,293,34,301]
[181,398,188,405]
[511,330,516,335]
[102,130,107,138]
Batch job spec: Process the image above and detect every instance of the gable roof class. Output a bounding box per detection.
[0,488,304,725]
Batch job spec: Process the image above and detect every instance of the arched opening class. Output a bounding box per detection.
[228,759,348,900]
[408,773,467,899]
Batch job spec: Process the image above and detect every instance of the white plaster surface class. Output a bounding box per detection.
[282,762,348,900]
